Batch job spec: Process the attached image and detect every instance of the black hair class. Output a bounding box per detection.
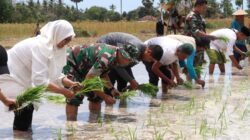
[148,45,163,61]
[195,37,210,48]
[194,0,208,7]
[240,26,250,37]
[178,43,194,56]
[0,45,7,66]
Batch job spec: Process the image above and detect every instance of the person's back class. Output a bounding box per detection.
[8,37,39,88]
[210,28,237,54]
[145,36,181,65]
[97,32,144,48]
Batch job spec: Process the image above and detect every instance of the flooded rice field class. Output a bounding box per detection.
[1,58,250,140]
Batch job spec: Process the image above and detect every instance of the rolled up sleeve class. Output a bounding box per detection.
[186,50,197,80]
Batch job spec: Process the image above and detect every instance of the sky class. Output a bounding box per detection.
[16,0,249,13]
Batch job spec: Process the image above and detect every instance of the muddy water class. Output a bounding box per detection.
[1,58,250,140]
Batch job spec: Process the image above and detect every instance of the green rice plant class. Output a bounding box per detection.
[76,77,107,96]
[127,127,137,140]
[199,119,208,136]
[153,127,166,140]
[195,66,204,75]
[201,99,207,111]
[160,104,166,113]
[217,36,230,43]
[241,107,248,120]
[147,113,153,126]
[175,130,186,140]
[46,95,65,104]
[118,91,137,100]
[66,124,76,136]
[218,102,227,121]
[183,81,193,90]
[97,117,103,126]
[10,85,46,111]
[245,51,250,57]
[138,83,158,97]
[187,96,195,115]
[57,128,62,140]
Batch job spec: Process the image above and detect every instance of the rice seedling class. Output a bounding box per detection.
[118,91,137,100]
[152,127,166,140]
[241,107,248,120]
[9,85,46,111]
[217,36,230,43]
[66,124,76,136]
[147,113,153,126]
[187,96,196,115]
[199,119,208,137]
[201,99,207,111]
[76,77,107,96]
[195,66,204,75]
[57,128,62,140]
[218,102,227,121]
[176,130,186,140]
[127,127,137,140]
[160,103,166,113]
[245,51,250,57]
[46,95,65,104]
[138,83,158,97]
[183,81,193,90]
[97,117,103,127]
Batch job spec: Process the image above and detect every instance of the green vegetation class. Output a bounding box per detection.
[10,85,46,111]
[46,95,65,104]
[138,83,159,97]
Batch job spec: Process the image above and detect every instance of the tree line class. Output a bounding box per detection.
[0,0,249,23]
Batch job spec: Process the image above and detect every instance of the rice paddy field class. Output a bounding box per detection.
[1,19,250,140]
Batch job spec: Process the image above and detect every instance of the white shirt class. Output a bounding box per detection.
[210,28,237,56]
[167,35,196,48]
[8,37,64,89]
[145,37,182,65]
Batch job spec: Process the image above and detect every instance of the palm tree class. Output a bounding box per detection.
[142,0,154,8]
[71,0,83,11]
[110,4,116,11]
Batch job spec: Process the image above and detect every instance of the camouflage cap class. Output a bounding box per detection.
[117,43,140,62]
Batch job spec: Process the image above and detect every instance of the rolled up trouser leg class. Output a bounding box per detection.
[13,104,34,131]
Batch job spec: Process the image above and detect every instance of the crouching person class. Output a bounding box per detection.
[0,20,78,131]
[97,32,163,91]
[207,27,250,75]
[144,37,194,93]
[63,43,137,121]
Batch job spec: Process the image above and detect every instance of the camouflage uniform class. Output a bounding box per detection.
[184,11,207,66]
[63,44,118,82]
[63,44,118,105]
[184,11,206,37]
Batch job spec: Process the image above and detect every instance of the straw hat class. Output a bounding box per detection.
[232,9,248,16]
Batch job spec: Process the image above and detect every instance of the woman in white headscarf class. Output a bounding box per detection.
[0,20,78,131]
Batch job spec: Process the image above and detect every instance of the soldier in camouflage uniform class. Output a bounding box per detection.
[184,0,217,77]
[63,43,138,121]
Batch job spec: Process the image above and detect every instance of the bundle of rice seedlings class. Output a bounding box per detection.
[76,77,107,96]
[46,95,65,104]
[118,90,137,100]
[183,81,193,89]
[9,85,46,111]
[245,51,250,57]
[217,36,230,43]
[138,83,158,97]
[195,66,204,75]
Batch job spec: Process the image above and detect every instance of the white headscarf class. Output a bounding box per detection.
[35,20,75,82]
